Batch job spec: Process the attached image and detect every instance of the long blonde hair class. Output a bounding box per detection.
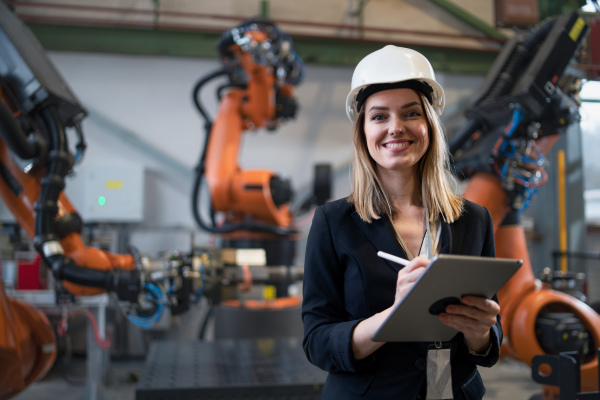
[347,91,464,223]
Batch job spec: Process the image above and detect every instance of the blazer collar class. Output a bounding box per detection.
[351,211,406,269]
[351,211,457,271]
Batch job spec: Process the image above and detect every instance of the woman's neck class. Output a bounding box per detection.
[378,167,421,211]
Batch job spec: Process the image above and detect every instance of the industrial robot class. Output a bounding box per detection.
[0,9,323,397]
[190,17,330,301]
[449,11,600,397]
[0,3,205,397]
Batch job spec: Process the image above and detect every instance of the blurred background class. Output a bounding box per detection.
[0,1,599,399]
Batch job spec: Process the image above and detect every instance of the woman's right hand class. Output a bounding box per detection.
[352,256,430,357]
[393,257,429,307]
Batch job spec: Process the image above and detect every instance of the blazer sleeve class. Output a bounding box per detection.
[467,205,503,368]
[301,206,370,373]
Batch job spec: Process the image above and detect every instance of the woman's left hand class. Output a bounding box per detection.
[438,295,500,353]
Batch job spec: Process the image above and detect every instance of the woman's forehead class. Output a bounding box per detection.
[364,88,421,109]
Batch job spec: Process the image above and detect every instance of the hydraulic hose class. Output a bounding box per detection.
[31,103,140,302]
[0,97,40,160]
[192,68,229,136]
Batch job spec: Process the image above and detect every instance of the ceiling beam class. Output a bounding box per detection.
[26,22,499,75]
[428,0,508,39]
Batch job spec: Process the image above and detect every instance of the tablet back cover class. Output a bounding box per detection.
[371,254,522,342]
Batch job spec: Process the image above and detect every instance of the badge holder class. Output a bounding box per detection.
[426,341,453,399]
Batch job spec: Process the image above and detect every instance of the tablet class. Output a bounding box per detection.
[371,254,522,342]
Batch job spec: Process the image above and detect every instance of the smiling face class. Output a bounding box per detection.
[363,88,430,177]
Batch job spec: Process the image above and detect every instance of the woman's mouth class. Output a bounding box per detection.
[383,142,409,149]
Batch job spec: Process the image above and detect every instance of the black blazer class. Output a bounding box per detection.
[302,198,501,400]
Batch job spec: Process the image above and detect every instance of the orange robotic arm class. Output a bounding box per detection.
[464,172,600,394]
[0,5,148,397]
[451,12,600,395]
[192,18,304,235]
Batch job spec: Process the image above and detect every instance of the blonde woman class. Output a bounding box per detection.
[302,46,501,399]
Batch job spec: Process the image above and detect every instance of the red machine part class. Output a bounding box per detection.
[16,253,44,290]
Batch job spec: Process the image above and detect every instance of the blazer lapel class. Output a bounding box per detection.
[351,211,407,272]
[440,221,451,254]
[441,217,465,255]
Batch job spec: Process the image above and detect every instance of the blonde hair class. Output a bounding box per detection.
[347,91,464,223]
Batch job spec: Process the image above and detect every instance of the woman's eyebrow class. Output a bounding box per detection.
[367,105,389,112]
[368,101,421,113]
[401,101,421,109]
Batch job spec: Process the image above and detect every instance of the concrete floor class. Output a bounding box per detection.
[12,355,543,400]
[8,302,546,400]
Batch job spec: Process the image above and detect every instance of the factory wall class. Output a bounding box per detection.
[45,51,485,262]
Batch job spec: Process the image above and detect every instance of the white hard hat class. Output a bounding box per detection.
[346,45,445,123]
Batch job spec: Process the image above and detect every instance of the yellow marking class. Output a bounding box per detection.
[264,285,277,301]
[569,18,585,42]
[105,180,123,189]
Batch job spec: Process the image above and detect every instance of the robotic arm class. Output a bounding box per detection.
[191,18,309,236]
[0,4,170,397]
[0,2,141,301]
[450,12,600,395]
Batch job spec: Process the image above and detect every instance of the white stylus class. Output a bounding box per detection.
[377,251,410,266]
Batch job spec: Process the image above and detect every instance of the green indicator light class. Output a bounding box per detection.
[98,196,106,206]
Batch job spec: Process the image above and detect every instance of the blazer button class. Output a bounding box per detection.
[415,357,426,371]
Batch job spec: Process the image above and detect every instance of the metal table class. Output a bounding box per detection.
[136,338,327,400]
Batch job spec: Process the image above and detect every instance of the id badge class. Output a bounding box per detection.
[426,342,453,399]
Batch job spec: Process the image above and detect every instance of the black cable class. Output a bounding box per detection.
[72,120,87,165]
[0,96,39,160]
[191,68,229,133]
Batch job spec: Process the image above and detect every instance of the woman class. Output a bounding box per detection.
[302,45,502,399]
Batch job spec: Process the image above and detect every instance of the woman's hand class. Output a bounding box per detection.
[351,256,428,359]
[392,257,429,307]
[438,295,500,353]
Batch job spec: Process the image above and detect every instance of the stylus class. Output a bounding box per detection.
[377,251,410,266]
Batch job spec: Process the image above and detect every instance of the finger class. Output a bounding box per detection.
[462,296,501,313]
[439,313,491,337]
[440,306,498,337]
[397,267,425,285]
[445,304,498,325]
[407,256,430,269]
[400,259,429,274]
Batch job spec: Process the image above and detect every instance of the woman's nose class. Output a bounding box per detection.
[390,116,403,135]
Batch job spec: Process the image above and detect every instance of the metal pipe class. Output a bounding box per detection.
[8,1,506,46]
[428,0,507,39]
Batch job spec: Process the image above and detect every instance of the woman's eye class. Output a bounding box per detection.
[406,110,421,118]
[370,114,385,121]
